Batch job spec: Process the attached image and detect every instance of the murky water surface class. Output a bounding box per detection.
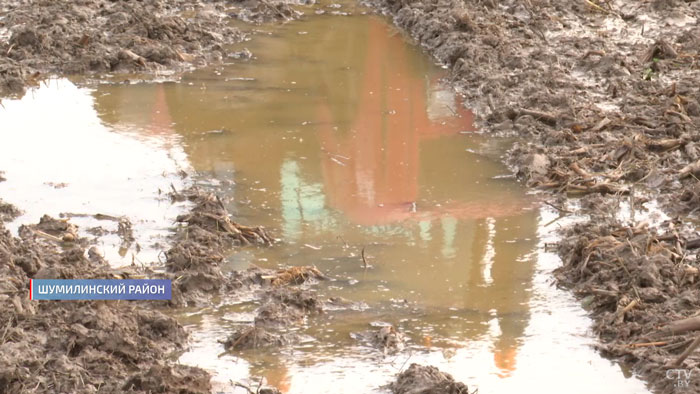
[0,2,651,393]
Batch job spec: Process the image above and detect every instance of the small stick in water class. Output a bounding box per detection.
[361,247,368,269]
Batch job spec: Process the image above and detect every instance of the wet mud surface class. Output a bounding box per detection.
[0,183,350,393]
[389,363,469,394]
[3,0,697,392]
[0,0,311,97]
[0,174,20,222]
[364,0,700,391]
[0,207,212,393]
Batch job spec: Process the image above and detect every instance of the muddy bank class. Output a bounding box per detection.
[365,0,700,215]
[0,209,211,393]
[364,0,700,391]
[0,0,308,97]
[0,169,334,393]
[556,219,700,393]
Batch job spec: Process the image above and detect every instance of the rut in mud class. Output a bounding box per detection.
[365,0,700,391]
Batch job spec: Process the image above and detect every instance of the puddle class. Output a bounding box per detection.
[0,79,191,265]
[1,1,652,393]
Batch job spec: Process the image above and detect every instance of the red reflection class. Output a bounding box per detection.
[149,84,175,136]
[317,18,523,226]
[264,364,291,393]
[494,347,518,378]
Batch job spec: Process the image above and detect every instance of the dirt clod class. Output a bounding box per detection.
[0,200,21,222]
[389,363,469,394]
[222,326,289,350]
[352,323,405,353]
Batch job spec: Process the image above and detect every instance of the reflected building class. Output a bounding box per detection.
[92,14,538,387]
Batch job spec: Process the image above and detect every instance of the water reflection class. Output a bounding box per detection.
[88,9,646,394]
[0,79,190,265]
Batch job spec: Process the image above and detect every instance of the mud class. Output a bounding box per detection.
[0,179,334,392]
[5,0,698,390]
[226,273,326,351]
[389,363,469,394]
[351,323,405,353]
[0,173,19,222]
[556,219,700,393]
[0,215,211,393]
[0,0,244,97]
[229,0,306,24]
[364,0,700,390]
[164,187,273,306]
[0,199,20,222]
[222,326,291,350]
[365,0,700,214]
[166,186,329,358]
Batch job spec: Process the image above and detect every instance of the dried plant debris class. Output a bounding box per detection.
[230,0,305,24]
[221,326,291,351]
[267,265,328,286]
[0,0,246,97]
[365,0,700,390]
[172,187,272,246]
[164,187,275,306]
[18,214,81,244]
[0,219,211,394]
[389,363,470,394]
[556,219,700,392]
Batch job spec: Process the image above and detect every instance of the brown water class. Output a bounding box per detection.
[0,1,651,393]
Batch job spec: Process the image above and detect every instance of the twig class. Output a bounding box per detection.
[234,382,255,394]
[543,201,572,214]
[662,316,700,336]
[669,335,700,367]
[619,299,638,316]
[519,108,557,126]
[628,341,668,348]
[32,230,63,243]
[336,235,349,248]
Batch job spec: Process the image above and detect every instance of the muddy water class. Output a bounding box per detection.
[0,2,651,394]
[0,79,191,264]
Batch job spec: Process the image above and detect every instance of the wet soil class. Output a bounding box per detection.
[4,0,698,391]
[363,0,700,391]
[0,200,20,222]
[0,174,20,222]
[0,207,212,393]
[0,0,308,97]
[164,186,273,306]
[389,363,469,394]
[0,179,338,392]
